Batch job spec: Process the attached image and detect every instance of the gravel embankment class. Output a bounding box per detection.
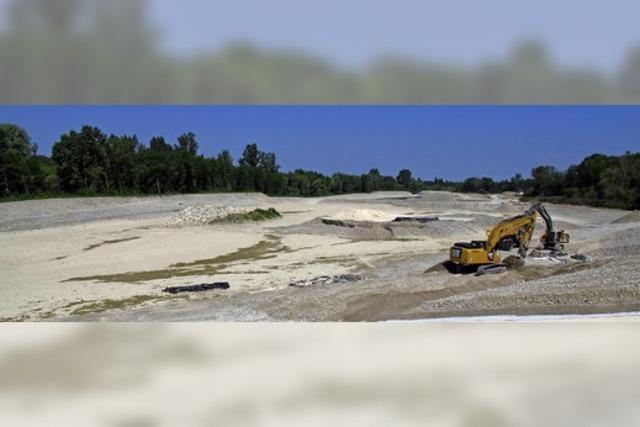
[166,205,253,227]
[0,194,267,232]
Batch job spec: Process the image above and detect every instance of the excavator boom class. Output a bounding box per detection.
[485,211,537,256]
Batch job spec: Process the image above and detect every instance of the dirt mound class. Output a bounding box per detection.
[307,218,395,240]
[424,261,450,274]
[278,216,479,241]
[392,220,478,239]
[579,226,640,258]
[328,208,396,222]
[611,211,640,224]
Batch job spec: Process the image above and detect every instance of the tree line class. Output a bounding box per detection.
[458,153,640,209]
[1,123,638,209]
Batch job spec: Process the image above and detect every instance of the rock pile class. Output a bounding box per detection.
[167,205,251,227]
[289,273,362,288]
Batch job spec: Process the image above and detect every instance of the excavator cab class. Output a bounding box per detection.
[450,240,501,268]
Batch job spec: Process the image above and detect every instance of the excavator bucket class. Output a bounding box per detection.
[557,230,570,244]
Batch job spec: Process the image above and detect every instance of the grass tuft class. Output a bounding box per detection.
[65,234,288,284]
[213,207,282,223]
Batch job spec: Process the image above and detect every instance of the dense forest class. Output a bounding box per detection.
[1,123,638,210]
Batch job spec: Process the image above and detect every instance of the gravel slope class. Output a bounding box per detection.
[0,194,267,232]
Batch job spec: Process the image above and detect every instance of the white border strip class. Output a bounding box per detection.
[389,311,640,322]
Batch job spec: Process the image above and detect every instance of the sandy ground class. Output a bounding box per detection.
[0,191,639,321]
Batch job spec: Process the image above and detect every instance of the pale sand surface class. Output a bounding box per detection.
[1,193,445,319]
[0,191,638,321]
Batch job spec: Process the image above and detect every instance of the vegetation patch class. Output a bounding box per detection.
[38,300,93,319]
[83,236,141,251]
[66,269,189,284]
[171,235,286,267]
[65,234,288,284]
[214,207,282,223]
[69,295,166,317]
[294,255,360,268]
[0,314,30,322]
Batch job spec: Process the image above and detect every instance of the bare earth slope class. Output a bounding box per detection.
[0,192,638,321]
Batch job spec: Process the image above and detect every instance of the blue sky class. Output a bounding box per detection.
[1,1,639,71]
[1,106,638,181]
[148,0,640,72]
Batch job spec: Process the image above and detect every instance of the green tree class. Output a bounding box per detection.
[0,124,39,195]
[508,173,525,192]
[382,175,398,191]
[397,169,413,190]
[531,165,564,196]
[239,143,260,168]
[311,179,327,196]
[51,125,107,193]
[462,177,481,193]
[235,166,254,191]
[138,147,171,194]
[177,132,198,155]
[149,136,171,152]
[105,134,140,192]
[575,154,615,188]
[258,151,279,173]
[37,155,58,192]
[216,150,234,191]
[362,168,382,192]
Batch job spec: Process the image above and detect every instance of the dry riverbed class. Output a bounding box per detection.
[1,191,639,321]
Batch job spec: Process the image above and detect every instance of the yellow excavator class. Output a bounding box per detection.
[449,202,569,274]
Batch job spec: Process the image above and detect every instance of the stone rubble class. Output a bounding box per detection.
[167,205,252,227]
[290,274,363,288]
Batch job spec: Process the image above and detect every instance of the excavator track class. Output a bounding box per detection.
[476,263,508,275]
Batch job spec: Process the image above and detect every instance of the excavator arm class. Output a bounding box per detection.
[529,202,569,251]
[485,211,537,257]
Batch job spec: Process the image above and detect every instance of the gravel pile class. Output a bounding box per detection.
[0,193,268,232]
[290,274,363,288]
[166,205,252,227]
[612,210,640,224]
[329,208,396,222]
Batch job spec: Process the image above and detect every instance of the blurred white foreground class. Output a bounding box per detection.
[0,323,639,426]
